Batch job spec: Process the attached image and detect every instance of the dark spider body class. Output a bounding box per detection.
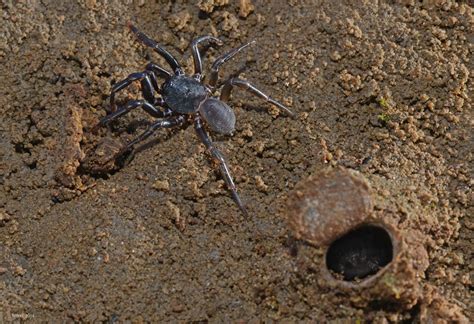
[98,22,294,215]
[161,75,236,134]
[161,75,208,114]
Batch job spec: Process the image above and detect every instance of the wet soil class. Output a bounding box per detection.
[1,0,472,322]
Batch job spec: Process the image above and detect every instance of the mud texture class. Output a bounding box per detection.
[1,0,472,322]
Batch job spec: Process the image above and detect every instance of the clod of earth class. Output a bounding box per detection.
[286,167,373,246]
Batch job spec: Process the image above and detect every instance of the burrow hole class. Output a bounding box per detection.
[326,225,394,281]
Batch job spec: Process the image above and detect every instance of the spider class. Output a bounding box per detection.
[98,22,295,216]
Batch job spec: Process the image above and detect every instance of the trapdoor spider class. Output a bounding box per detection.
[98,23,294,215]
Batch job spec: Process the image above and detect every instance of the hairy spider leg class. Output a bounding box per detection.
[121,115,187,154]
[208,40,255,89]
[128,22,183,75]
[194,115,248,216]
[220,78,295,118]
[190,35,223,80]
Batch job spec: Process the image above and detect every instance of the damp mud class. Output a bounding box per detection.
[1,1,472,322]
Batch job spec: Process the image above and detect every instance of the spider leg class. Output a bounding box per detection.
[122,115,186,153]
[128,22,183,75]
[208,40,255,89]
[109,70,163,113]
[145,62,172,80]
[220,78,295,118]
[99,99,170,127]
[194,115,248,216]
[140,74,156,104]
[190,35,223,80]
[145,62,172,91]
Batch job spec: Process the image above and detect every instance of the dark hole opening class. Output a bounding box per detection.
[326,225,393,281]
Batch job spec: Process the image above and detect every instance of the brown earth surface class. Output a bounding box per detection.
[1,0,472,322]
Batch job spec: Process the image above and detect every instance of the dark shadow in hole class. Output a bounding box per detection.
[326,225,393,281]
[198,10,211,20]
[14,143,31,154]
[27,161,37,170]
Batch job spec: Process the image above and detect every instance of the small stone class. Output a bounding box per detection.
[255,175,269,193]
[153,179,170,192]
[170,298,185,313]
[167,10,192,31]
[0,210,10,222]
[239,0,254,18]
[167,201,185,231]
[198,0,229,13]
[13,265,26,276]
[330,51,342,62]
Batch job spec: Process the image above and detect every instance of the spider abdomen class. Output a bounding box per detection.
[161,75,208,114]
[199,98,236,135]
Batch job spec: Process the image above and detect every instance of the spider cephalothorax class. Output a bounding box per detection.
[98,22,294,215]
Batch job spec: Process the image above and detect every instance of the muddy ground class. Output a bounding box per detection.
[0,0,472,322]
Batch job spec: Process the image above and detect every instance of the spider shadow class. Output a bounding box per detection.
[114,121,187,169]
[236,103,272,116]
[215,59,256,88]
[213,60,274,117]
